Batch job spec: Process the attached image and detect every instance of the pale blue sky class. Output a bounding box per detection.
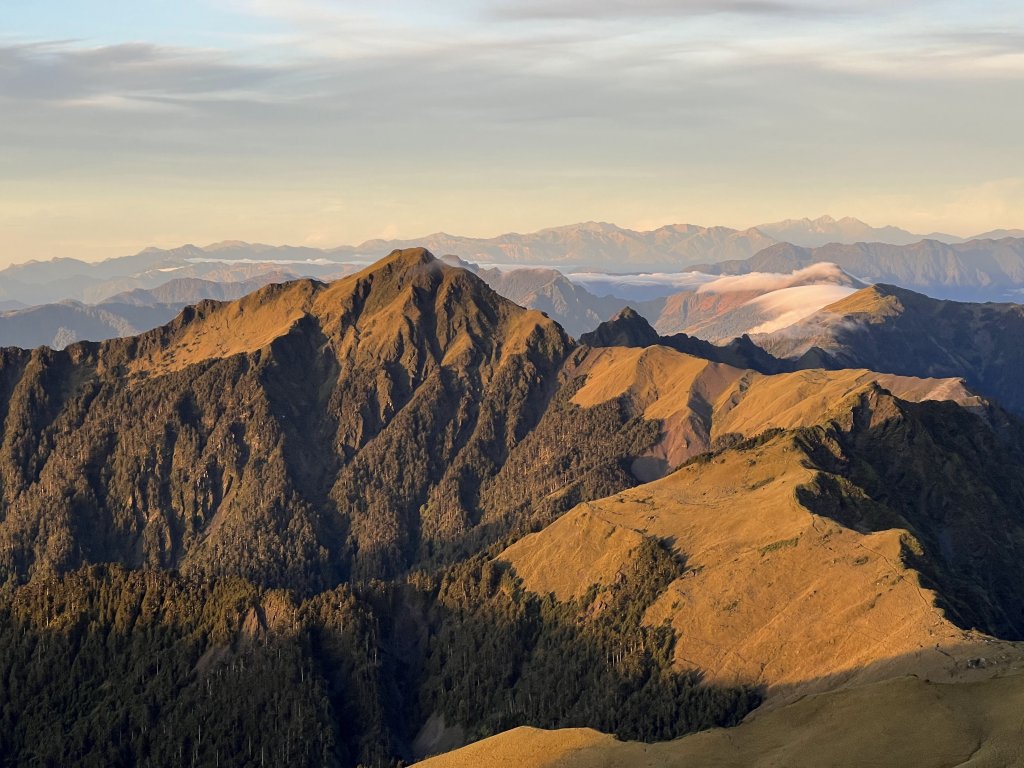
[2,1,1022,263]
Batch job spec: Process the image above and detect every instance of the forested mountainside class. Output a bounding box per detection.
[2,249,1024,767]
[0,249,666,588]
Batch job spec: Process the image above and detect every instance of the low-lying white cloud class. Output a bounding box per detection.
[565,262,856,302]
[696,262,854,294]
[744,284,858,334]
[567,271,718,300]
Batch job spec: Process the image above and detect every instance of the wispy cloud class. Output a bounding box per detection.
[0,41,283,106]
[1,0,1022,263]
[489,0,861,20]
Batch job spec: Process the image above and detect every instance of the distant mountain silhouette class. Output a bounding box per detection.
[691,237,1024,301]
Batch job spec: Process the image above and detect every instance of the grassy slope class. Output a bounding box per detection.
[503,432,1023,699]
[416,669,1024,768]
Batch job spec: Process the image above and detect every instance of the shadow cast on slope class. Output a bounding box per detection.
[0,543,763,768]
[793,395,1024,641]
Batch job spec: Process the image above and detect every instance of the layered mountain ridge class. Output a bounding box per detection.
[0,273,296,350]
[0,249,586,587]
[2,218,1017,309]
[753,283,1024,415]
[2,248,1024,767]
[694,237,1024,301]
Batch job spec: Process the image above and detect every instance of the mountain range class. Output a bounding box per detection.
[754,215,962,248]
[2,249,1024,766]
[693,237,1024,301]
[3,217,1019,308]
[752,283,1024,415]
[0,273,299,350]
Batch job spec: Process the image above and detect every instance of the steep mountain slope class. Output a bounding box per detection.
[0,260,771,764]
[754,283,1024,415]
[694,237,1024,301]
[5,249,1024,767]
[416,670,1024,768]
[418,341,1024,764]
[501,370,1024,693]
[439,258,625,337]
[562,342,984,483]
[0,250,613,587]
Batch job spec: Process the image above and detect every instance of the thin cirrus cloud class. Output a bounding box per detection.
[488,0,859,20]
[0,42,280,104]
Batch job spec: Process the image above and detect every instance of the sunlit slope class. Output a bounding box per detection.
[416,669,1024,768]
[504,431,1019,698]
[507,353,1024,696]
[0,249,585,586]
[126,248,559,375]
[570,344,983,473]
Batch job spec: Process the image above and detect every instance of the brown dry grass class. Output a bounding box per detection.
[502,434,1022,701]
[569,345,982,470]
[416,668,1024,767]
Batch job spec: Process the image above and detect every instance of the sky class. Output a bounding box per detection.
[1,0,1023,265]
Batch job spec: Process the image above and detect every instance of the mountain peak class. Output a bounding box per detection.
[384,246,437,267]
[580,306,660,348]
[117,247,569,377]
[821,284,904,317]
[204,240,253,251]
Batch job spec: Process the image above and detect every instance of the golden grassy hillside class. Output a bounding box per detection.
[416,669,1024,768]
[503,429,1021,701]
[570,345,983,471]
[821,283,906,318]
[127,248,560,376]
[505,346,1014,700]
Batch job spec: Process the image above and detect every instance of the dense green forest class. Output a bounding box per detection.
[0,254,740,766]
[0,552,760,767]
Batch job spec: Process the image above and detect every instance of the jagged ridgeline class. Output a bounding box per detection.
[0,248,657,588]
[0,250,758,767]
[8,248,1024,767]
